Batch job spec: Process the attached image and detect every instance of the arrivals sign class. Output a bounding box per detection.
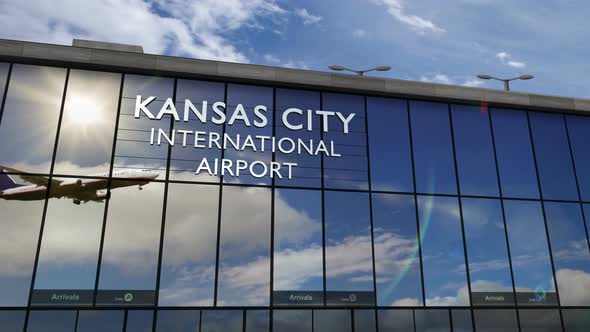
[135,96,355,179]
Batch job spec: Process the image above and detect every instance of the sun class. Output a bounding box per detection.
[66,96,102,126]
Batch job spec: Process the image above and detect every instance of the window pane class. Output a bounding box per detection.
[451,105,498,196]
[324,191,374,305]
[545,202,590,306]
[519,309,561,332]
[273,189,323,306]
[562,309,590,332]
[414,309,450,332]
[218,186,271,306]
[114,75,173,179]
[566,115,590,201]
[503,200,557,305]
[418,196,469,306]
[76,310,124,332]
[354,310,376,332]
[273,310,311,332]
[378,309,414,332]
[126,310,153,332]
[473,309,518,332]
[451,310,473,332]
[0,65,66,173]
[27,310,76,332]
[313,310,351,332]
[322,93,368,190]
[0,310,25,331]
[529,112,578,201]
[367,97,413,192]
[490,108,539,199]
[159,183,218,306]
[410,101,456,195]
[170,79,224,183]
[201,310,242,332]
[372,193,422,306]
[462,198,514,306]
[97,181,164,306]
[33,179,106,305]
[0,175,47,306]
[0,63,8,95]
[224,84,273,186]
[155,310,199,331]
[275,89,321,188]
[246,310,269,332]
[53,70,121,175]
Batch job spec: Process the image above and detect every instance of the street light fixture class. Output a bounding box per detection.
[329,65,392,76]
[477,74,534,91]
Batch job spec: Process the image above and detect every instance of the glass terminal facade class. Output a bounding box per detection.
[0,62,590,331]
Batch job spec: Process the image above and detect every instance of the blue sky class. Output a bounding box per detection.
[1,0,589,98]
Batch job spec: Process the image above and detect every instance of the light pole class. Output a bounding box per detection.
[328,65,391,76]
[477,74,534,91]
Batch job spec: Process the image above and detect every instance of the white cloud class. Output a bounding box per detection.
[496,51,527,68]
[263,53,281,64]
[391,297,421,306]
[353,29,367,39]
[0,0,287,63]
[420,73,483,87]
[372,0,445,33]
[294,8,322,25]
[554,268,590,306]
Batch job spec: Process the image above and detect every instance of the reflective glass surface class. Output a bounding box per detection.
[201,310,242,332]
[155,310,200,331]
[354,310,376,332]
[414,309,450,332]
[246,310,269,332]
[126,310,153,332]
[473,309,518,332]
[76,310,123,332]
[378,309,414,331]
[563,309,590,332]
[0,310,25,332]
[313,310,351,332]
[566,115,590,201]
[27,310,76,332]
[451,310,473,332]
[518,309,562,332]
[273,310,311,332]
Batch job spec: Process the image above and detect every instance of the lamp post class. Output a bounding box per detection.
[328,65,391,76]
[477,74,534,91]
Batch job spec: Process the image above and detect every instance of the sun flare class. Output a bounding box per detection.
[66,96,102,126]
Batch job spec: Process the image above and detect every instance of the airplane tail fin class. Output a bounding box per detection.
[0,170,24,191]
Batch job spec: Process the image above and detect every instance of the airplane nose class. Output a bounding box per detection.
[152,173,159,179]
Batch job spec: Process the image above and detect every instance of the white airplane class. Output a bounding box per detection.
[0,166,159,205]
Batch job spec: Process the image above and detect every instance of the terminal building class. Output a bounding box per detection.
[0,38,590,331]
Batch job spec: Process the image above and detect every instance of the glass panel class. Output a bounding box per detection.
[322,93,368,190]
[451,105,498,196]
[410,101,456,195]
[451,310,473,332]
[566,115,590,201]
[97,181,164,306]
[0,175,48,306]
[26,310,76,332]
[519,309,562,332]
[313,310,351,332]
[0,63,8,97]
[201,310,242,332]
[490,108,539,199]
[273,310,312,332]
[273,189,323,305]
[378,309,414,332]
[562,309,590,332]
[503,200,557,305]
[275,89,321,188]
[223,84,273,186]
[462,198,514,306]
[217,186,271,306]
[113,74,173,179]
[0,65,66,173]
[0,310,25,331]
[529,112,578,201]
[324,191,374,305]
[53,70,121,175]
[126,310,153,332]
[159,183,218,306]
[417,196,469,306]
[33,177,106,305]
[354,310,376,332]
[415,309,450,332]
[246,310,269,332]
[545,202,590,305]
[155,310,200,331]
[473,309,518,332]
[170,79,224,182]
[372,193,422,306]
[367,97,413,192]
[76,310,124,332]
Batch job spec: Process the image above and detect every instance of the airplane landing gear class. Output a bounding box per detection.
[138,186,143,191]
[73,199,81,205]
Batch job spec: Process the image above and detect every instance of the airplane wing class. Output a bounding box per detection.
[0,165,62,187]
